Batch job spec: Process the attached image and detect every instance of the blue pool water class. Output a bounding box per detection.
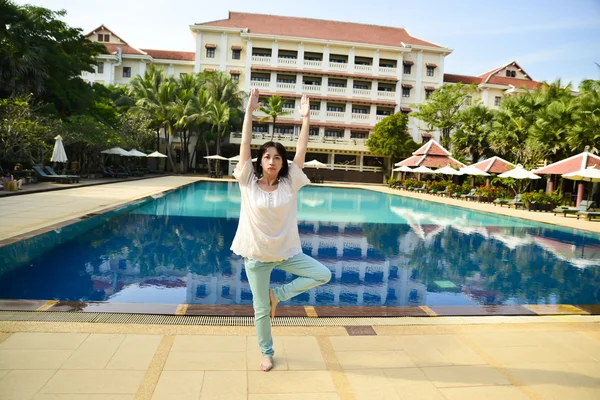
[0,181,599,306]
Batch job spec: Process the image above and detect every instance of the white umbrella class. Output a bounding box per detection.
[101,147,133,156]
[435,165,463,175]
[562,166,600,182]
[128,149,148,157]
[498,164,540,180]
[392,166,413,172]
[147,151,167,158]
[459,165,490,176]
[304,159,327,168]
[50,135,68,163]
[204,155,229,161]
[412,165,435,174]
[228,155,241,161]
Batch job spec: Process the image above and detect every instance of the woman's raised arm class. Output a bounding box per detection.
[293,94,310,168]
[240,88,261,166]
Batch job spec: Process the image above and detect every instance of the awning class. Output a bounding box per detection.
[204,68,215,72]
[402,84,413,88]
[400,107,412,112]
[205,43,217,48]
[231,45,242,50]
[426,63,438,68]
[425,86,436,90]
[229,69,241,74]
[403,61,414,65]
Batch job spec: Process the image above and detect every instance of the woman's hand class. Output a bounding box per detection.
[247,88,261,111]
[298,94,310,119]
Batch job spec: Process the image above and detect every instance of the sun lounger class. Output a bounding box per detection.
[44,166,80,183]
[460,189,476,200]
[553,200,595,217]
[32,166,71,183]
[577,210,600,221]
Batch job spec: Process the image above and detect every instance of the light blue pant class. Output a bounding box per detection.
[244,252,331,357]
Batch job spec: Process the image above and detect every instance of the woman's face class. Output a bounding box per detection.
[261,146,283,180]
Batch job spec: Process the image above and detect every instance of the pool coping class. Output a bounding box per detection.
[1,178,599,319]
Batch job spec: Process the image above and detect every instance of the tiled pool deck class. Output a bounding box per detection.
[1,177,599,399]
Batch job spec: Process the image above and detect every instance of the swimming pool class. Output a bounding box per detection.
[0,181,599,307]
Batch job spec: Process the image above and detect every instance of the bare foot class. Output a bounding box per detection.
[269,288,279,319]
[260,356,274,372]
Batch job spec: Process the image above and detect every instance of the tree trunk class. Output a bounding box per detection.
[204,139,212,173]
[270,117,276,141]
[163,128,177,173]
[155,128,160,151]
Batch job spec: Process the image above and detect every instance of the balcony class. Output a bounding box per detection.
[309,109,321,118]
[328,86,347,95]
[329,62,348,71]
[326,111,345,120]
[278,57,298,67]
[250,80,270,88]
[379,67,397,76]
[304,60,323,69]
[276,82,296,91]
[354,64,373,74]
[376,115,386,122]
[377,90,396,99]
[303,84,321,93]
[252,55,271,64]
[351,113,370,122]
[352,88,371,98]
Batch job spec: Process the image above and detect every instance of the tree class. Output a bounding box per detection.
[568,79,600,154]
[0,1,106,116]
[410,83,475,148]
[259,95,291,140]
[207,101,230,174]
[366,112,418,165]
[451,103,496,162]
[129,65,167,152]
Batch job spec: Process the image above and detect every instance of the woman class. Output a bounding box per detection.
[2,171,23,190]
[231,88,331,372]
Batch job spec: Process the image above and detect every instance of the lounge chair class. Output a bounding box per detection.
[412,184,426,192]
[435,187,449,196]
[553,200,595,217]
[119,166,144,177]
[103,167,128,178]
[577,210,600,221]
[44,166,80,183]
[32,166,71,183]
[507,194,524,209]
[461,188,476,200]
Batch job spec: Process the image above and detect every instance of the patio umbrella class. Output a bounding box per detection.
[128,149,148,157]
[412,166,435,174]
[498,164,541,180]
[392,165,413,180]
[204,155,229,161]
[304,159,327,168]
[50,135,68,163]
[459,165,490,176]
[228,155,241,161]
[101,147,133,156]
[562,166,600,204]
[435,165,463,175]
[147,151,167,158]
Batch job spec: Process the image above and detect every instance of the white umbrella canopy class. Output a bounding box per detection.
[498,164,541,180]
[392,165,413,172]
[562,166,600,182]
[304,159,327,168]
[128,149,148,157]
[228,155,241,161]
[101,147,133,156]
[411,165,435,174]
[435,165,463,175]
[204,155,229,161]
[50,135,68,163]
[459,165,490,176]
[146,151,167,158]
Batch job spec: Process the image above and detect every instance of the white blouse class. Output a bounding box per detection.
[230,159,311,262]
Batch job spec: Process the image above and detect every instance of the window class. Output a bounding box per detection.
[206,48,215,58]
[232,49,241,60]
[426,66,435,77]
[465,95,472,105]
[310,104,320,111]
[325,130,344,138]
[122,67,131,78]
[309,128,319,136]
[282,102,295,109]
[353,84,369,90]
[278,54,297,59]
[355,61,370,65]
[327,106,344,112]
[277,78,295,83]
[401,109,410,115]
[351,132,368,139]
[403,64,412,74]
[328,82,345,87]
[402,87,411,97]
[506,70,516,77]
[377,110,392,116]
[97,62,104,74]
[352,108,368,114]
[179,72,187,78]
[379,86,393,92]
[425,89,434,99]
[97,34,110,42]
[250,75,269,82]
[494,96,502,106]
[275,127,293,134]
[231,74,239,82]
[252,125,268,133]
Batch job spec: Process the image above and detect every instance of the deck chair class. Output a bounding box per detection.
[460,188,476,200]
[577,209,600,221]
[507,194,524,208]
[44,166,80,183]
[554,200,594,217]
[32,165,71,183]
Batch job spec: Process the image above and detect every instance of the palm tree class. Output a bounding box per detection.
[184,89,213,172]
[259,95,292,140]
[206,101,230,175]
[452,104,496,162]
[204,71,245,145]
[130,65,167,152]
[568,79,600,154]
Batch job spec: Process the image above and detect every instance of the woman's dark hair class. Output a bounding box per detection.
[255,141,289,179]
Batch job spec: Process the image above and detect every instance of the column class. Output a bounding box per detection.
[271,40,279,67]
[269,71,277,92]
[245,39,253,91]
[220,32,228,70]
[296,73,303,93]
[344,103,352,124]
[415,50,423,103]
[373,49,380,76]
[298,42,305,69]
[369,104,377,126]
[167,63,174,77]
[109,62,115,84]
[359,154,364,172]
[139,60,146,76]
[437,53,445,86]
[330,153,335,169]
[194,32,202,73]
[323,45,330,71]
[349,47,355,73]
[321,76,329,96]
[371,80,378,100]
[347,77,354,98]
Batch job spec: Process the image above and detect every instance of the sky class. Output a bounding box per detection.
[13,0,600,86]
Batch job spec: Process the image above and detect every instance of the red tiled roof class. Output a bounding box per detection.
[425,86,435,90]
[486,76,540,89]
[141,49,195,61]
[413,139,451,156]
[472,156,515,174]
[400,107,412,112]
[229,69,241,74]
[397,154,464,168]
[103,43,145,55]
[198,12,445,48]
[443,73,481,85]
[426,63,437,67]
[401,84,413,88]
[534,152,600,175]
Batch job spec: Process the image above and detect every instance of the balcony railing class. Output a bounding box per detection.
[303,84,321,93]
[309,109,320,117]
[278,57,297,66]
[327,87,346,95]
[250,80,270,88]
[276,82,296,91]
[351,113,369,121]
[352,88,371,97]
[377,90,396,99]
[252,55,271,64]
[354,65,373,73]
[329,62,348,71]
[376,115,386,122]
[379,67,397,76]
[326,111,345,119]
[304,60,323,69]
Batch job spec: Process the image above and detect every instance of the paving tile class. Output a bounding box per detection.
[151,371,204,400]
[247,336,288,371]
[279,336,326,370]
[422,365,510,388]
[345,326,376,336]
[199,371,246,400]
[383,368,446,400]
[171,335,246,352]
[248,371,335,393]
[465,332,553,348]
[40,370,145,394]
[164,351,246,371]
[344,369,401,400]
[483,344,590,364]
[61,334,125,369]
[0,370,57,400]
[249,395,341,400]
[34,395,134,400]
[336,350,416,369]
[0,333,88,350]
[105,334,161,370]
[0,350,73,370]
[329,336,403,352]
[439,385,530,400]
